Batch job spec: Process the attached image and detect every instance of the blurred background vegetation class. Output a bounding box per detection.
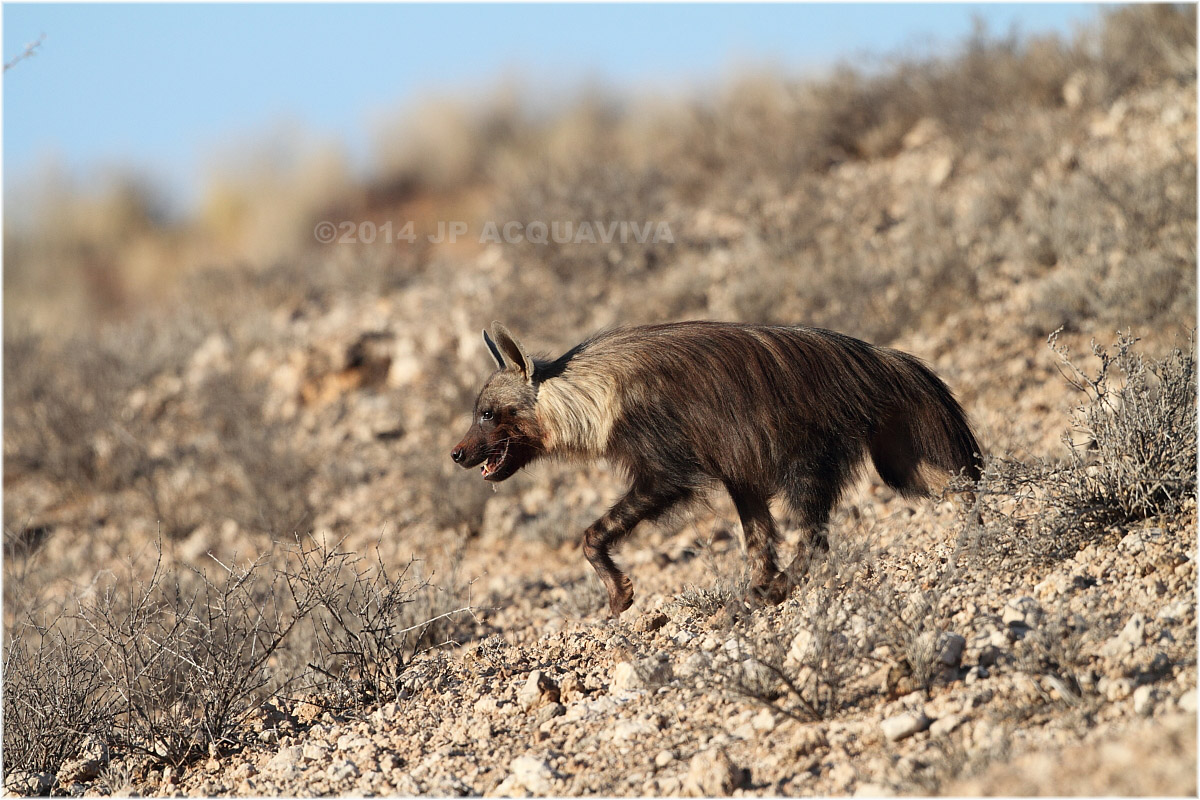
[3,5,1193,341]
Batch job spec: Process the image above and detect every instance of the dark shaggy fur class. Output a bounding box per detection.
[453,321,981,616]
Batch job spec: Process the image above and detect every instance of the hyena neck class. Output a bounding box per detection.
[533,360,621,459]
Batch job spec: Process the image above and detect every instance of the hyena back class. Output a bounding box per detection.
[452,321,981,617]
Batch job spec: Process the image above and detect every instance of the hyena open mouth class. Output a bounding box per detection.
[480,439,510,480]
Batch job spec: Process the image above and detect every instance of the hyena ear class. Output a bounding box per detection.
[483,329,506,371]
[490,321,534,383]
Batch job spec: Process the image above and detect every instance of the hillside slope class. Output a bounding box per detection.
[3,8,1196,797]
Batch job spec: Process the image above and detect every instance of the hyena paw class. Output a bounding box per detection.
[607,577,635,618]
[750,575,791,607]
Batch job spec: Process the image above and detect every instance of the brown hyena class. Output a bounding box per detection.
[452,321,981,617]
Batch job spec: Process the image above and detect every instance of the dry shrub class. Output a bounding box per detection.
[5,6,1194,349]
[704,532,965,722]
[2,616,117,778]
[1054,332,1197,522]
[1022,163,1197,337]
[191,372,317,537]
[283,536,476,709]
[972,332,1196,566]
[3,320,201,493]
[4,319,318,541]
[75,547,310,766]
[1011,611,1095,708]
[490,5,1194,346]
[3,538,476,779]
[1092,4,1197,98]
[372,91,532,193]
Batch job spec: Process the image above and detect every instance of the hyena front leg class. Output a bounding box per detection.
[725,484,785,604]
[583,483,687,618]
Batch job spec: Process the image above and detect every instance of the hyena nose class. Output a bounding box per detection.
[451,447,465,464]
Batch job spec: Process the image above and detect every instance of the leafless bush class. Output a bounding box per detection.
[674,583,740,619]
[704,536,905,721]
[76,546,311,767]
[4,319,320,541]
[2,325,186,493]
[1053,332,1197,521]
[283,535,476,709]
[193,372,317,536]
[481,5,1194,349]
[702,519,979,722]
[2,615,118,777]
[972,333,1196,566]
[5,535,478,781]
[1092,4,1197,99]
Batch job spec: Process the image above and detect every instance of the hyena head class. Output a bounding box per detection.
[451,322,545,482]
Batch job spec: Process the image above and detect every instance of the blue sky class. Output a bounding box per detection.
[3,3,1101,207]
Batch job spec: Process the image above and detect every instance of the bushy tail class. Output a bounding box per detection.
[868,351,982,497]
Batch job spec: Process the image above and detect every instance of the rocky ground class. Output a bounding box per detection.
[60,494,1198,797]
[4,12,1197,797]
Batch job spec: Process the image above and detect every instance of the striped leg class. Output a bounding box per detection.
[583,483,688,617]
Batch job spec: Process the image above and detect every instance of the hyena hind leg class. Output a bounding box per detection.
[725,484,787,605]
[582,483,689,618]
[769,475,841,602]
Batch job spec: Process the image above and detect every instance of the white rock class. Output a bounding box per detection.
[1102,613,1147,658]
[751,708,778,732]
[927,154,954,187]
[1156,600,1191,623]
[677,651,711,679]
[508,756,554,795]
[56,756,104,786]
[684,747,741,796]
[1003,596,1041,628]
[654,750,676,768]
[336,734,373,752]
[274,763,302,782]
[881,711,931,742]
[613,718,657,742]
[612,661,642,692]
[373,702,402,723]
[266,745,304,774]
[327,760,360,783]
[1133,685,1158,716]
[828,761,857,789]
[929,713,966,737]
[1119,531,1147,555]
[302,742,329,762]
[936,633,967,668]
[519,670,559,710]
[5,771,53,795]
[1178,688,1197,713]
[1120,528,1163,555]
[639,655,674,686]
[786,628,816,667]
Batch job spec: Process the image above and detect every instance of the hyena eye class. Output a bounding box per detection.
[480,410,494,421]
